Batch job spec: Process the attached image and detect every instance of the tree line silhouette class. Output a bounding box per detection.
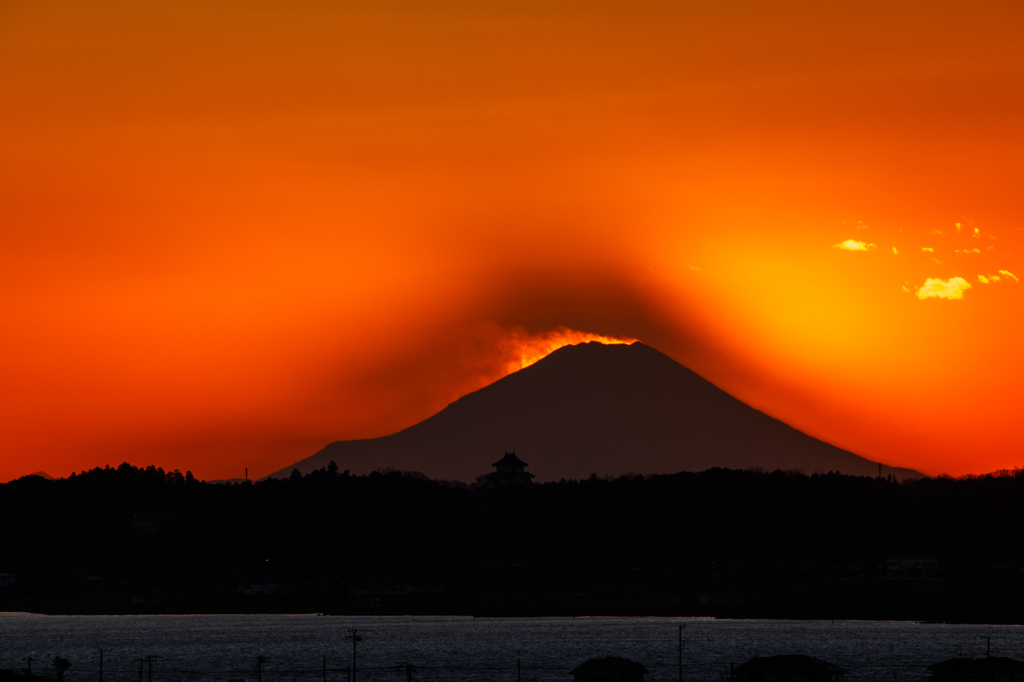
[4,463,1024,618]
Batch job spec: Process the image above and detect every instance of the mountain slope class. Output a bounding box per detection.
[270,342,920,481]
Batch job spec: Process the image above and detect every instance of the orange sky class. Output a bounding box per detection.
[2,1,1023,481]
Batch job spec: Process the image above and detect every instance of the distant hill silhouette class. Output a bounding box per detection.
[270,342,921,481]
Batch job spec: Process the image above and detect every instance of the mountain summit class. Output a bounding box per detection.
[270,342,920,481]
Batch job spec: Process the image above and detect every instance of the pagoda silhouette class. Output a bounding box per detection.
[486,452,535,487]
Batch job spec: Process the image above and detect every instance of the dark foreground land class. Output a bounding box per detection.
[4,463,1024,621]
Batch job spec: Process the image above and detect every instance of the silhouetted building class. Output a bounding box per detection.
[486,452,535,487]
[734,655,845,682]
[928,656,1024,682]
[571,657,646,682]
[887,557,939,580]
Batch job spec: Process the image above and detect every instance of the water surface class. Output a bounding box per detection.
[0,614,1015,682]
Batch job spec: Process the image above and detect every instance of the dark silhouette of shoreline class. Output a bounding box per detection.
[3,462,1024,620]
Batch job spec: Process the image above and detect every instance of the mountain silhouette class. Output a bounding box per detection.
[270,342,921,481]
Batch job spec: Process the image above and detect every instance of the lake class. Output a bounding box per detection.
[0,614,1016,682]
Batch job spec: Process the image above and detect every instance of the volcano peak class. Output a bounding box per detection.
[270,341,919,481]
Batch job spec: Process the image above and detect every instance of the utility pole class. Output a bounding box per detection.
[99,649,107,682]
[257,656,266,682]
[517,659,521,682]
[406,664,413,682]
[147,655,160,682]
[138,658,144,682]
[323,655,327,682]
[346,629,362,682]
[678,624,687,682]
[23,657,33,676]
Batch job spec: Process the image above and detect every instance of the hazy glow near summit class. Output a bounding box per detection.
[508,330,637,371]
[3,1,1024,481]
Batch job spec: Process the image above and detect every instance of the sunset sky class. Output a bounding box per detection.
[3,1,1023,481]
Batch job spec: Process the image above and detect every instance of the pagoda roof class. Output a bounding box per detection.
[492,452,529,468]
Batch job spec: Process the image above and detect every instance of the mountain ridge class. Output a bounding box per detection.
[270,341,922,481]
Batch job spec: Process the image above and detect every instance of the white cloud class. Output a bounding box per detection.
[916,277,972,300]
[833,239,875,252]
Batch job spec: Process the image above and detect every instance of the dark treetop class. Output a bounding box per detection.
[2,463,1024,618]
